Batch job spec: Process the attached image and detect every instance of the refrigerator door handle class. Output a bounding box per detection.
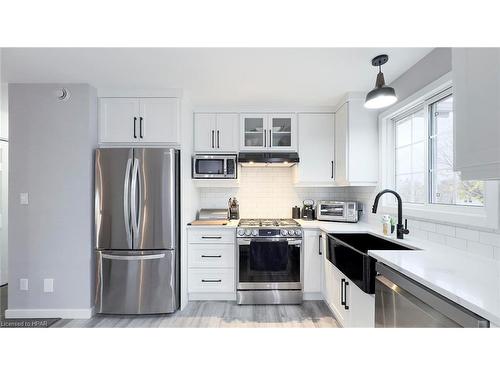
[102,253,166,261]
[130,157,140,239]
[123,158,133,248]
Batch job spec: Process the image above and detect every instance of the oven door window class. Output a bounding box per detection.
[195,159,224,175]
[239,241,300,283]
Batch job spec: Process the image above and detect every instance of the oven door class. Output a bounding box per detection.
[237,238,302,290]
[317,202,347,221]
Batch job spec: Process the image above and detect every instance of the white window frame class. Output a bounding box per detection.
[378,72,499,229]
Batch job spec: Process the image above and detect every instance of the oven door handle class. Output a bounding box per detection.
[238,239,302,246]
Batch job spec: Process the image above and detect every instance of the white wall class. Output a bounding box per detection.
[199,167,349,218]
[7,84,97,318]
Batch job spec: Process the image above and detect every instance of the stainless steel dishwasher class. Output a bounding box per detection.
[375,263,489,328]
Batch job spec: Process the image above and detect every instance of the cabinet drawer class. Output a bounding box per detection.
[188,269,235,293]
[188,244,235,268]
[188,229,235,244]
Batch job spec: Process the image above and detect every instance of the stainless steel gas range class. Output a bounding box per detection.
[236,219,303,305]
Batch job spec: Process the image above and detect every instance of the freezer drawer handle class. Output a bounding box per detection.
[201,236,222,239]
[201,255,222,258]
[102,253,166,261]
[201,279,222,283]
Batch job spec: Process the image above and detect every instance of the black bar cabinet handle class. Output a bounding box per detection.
[264,129,266,147]
[331,161,334,178]
[201,255,222,258]
[344,281,350,310]
[217,130,220,148]
[318,234,322,255]
[202,236,222,239]
[341,278,346,306]
[202,279,222,283]
[269,129,272,147]
[211,130,215,148]
[139,117,143,138]
[133,117,137,138]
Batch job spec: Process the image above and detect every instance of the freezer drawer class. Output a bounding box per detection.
[96,250,178,314]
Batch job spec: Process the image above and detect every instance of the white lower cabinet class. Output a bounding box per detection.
[187,228,236,300]
[188,269,235,293]
[322,231,374,327]
[303,229,323,296]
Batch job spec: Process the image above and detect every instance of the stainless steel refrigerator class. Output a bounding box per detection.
[94,148,180,314]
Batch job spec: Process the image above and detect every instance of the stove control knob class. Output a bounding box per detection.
[281,229,288,236]
[237,229,245,237]
[295,229,302,236]
[245,229,252,236]
[252,229,258,236]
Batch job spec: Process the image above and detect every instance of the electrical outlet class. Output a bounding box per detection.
[20,278,29,291]
[43,278,54,293]
[20,193,29,205]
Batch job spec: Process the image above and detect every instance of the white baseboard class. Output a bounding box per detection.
[188,292,236,301]
[5,308,93,319]
[303,292,323,300]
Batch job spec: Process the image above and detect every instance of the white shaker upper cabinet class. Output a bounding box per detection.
[99,98,140,143]
[194,113,217,152]
[139,98,180,144]
[294,113,335,186]
[453,48,500,180]
[98,97,180,145]
[333,93,378,186]
[194,113,239,153]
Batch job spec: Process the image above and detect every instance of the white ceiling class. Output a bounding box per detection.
[1,48,432,107]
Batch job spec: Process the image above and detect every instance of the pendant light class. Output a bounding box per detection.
[364,54,397,109]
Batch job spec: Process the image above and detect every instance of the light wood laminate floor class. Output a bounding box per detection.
[53,301,338,328]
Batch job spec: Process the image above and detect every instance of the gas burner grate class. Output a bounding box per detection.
[239,218,300,227]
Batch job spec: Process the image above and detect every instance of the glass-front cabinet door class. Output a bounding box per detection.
[241,114,266,150]
[270,114,296,150]
[240,113,297,151]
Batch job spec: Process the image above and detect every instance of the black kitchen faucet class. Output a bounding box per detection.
[372,189,410,239]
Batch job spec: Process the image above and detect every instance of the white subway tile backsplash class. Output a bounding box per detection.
[445,236,467,250]
[435,224,456,237]
[419,221,437,233]
[466,241,495,258]
[428,232,447,245]
[409,229,429,241]
[479,232,500,247]
[455,228,480,242]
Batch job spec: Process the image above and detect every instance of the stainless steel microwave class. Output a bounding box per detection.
[192,154,237,179]
[316,201,362,222]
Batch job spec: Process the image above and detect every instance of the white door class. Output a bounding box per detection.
[296,113,335,184]
[332,265,351,327]
[98,98,139,143]
[216,113,239,152]
[334,102,348,184]
[194,113,216,152]
[303,230,322,293]
[269,113,297,151]
[349,282,375,327]
[240,114,267,150]
[139,98,180,144]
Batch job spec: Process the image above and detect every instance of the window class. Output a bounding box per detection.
[380,74,498,229]
[392,89,484,207]
[429,95,484,206]
[394,108,426,204]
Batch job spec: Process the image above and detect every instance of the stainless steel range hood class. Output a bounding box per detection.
[238,152,299,167]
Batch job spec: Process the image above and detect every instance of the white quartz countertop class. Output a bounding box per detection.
[299,219,500,326]
[186,218,500,324]
[186,220,239,228]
